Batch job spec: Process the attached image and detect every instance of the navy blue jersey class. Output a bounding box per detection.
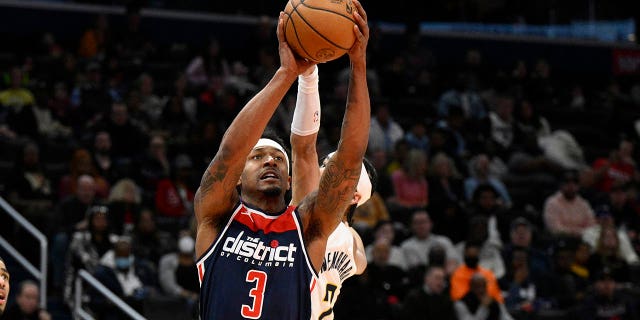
[197,201,317,319]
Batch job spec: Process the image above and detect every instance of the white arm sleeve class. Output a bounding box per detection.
[291,65,320,136]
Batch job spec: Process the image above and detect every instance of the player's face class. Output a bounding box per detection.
[242,146,290,195]
[0,260,10,315]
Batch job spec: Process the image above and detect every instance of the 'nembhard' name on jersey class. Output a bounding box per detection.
[320,251,353,282]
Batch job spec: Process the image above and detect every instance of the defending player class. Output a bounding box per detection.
[289,65,376,320]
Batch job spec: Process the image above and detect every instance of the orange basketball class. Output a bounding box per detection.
[283,0,356,63]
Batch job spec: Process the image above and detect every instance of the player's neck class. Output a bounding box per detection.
[242,194,287,214]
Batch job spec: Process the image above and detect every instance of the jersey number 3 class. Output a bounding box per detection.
[241,270,267,319]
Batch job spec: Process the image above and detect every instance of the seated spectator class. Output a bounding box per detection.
[107,178,143,235]
[51,174,99,292]
[92,237,157,317]
[0,66,35,110]
[465,153,512,207]
[466,184,508,245]
[58,148,110,201]
[579,268,639,320]
[400,266,456,320]
[454,273,513,320]
[7,141,54,233]
[543,169,596,239]
[154,154,196,233]
[535,241,587,310]
[501,217,551,281]
[130,208,175,267]
[137,133,171,193]
[367,238,409,314]
[404,119,429,153]
[570,241,593,301]
[586,224,633,283]
[592,137,637,193]
[583,206,639,268]
[450,242,504,303]
[456,215,505,279]
[91,130,119,184]
[2,280,51,320]
[351,191,391,235]
[427,152,465,213]
[64,205,118,306]
[368,103,405,154]
[387,149,429,223]
[498,247,538,318]
[401,210,460,272]
[158,234,199,318]
[366,220,407,270]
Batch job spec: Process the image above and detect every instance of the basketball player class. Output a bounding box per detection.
[289,65,376,320]
[194,1,370,319]
[0,256,10,316]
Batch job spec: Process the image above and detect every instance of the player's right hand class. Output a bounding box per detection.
[277,12,315,78]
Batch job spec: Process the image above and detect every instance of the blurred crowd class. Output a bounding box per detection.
[1,4,640,320]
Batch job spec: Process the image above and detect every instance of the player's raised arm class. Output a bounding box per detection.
[301,0,371,268]
[194,12,314,258]
[290,65,321,206]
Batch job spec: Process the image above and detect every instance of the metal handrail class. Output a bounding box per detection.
[0,196,48,308]
[74,269,147,320]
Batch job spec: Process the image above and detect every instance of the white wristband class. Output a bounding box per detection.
[291,66,320,136]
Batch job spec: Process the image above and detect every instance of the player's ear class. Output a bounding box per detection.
[286,175,291,191]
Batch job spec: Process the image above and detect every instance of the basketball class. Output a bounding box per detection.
[283,0,356,63]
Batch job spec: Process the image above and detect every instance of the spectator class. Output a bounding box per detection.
[404,119,429,153]
[154,154,195,233]
[366,220,407,270]
[592,138,637,193]
[351,190,391,235]
[107,178,143,235]
[91,130,119,184]
[51,174,99,292]
[400,266,456,320]
[130,208,175,267]
[586,223,634,283]
[388,149,429,222]
[465,153,512,207]
[158,234,199,318]
[583,205,639,268]
[69,62,112,127]
[482,91,518,161]
[57,148,110,201]
[137,133,171,192]
[498,247,538,318]
[0,66,35,110]
[136,73,166,128]
[467,184,508,245]
[456,215,506,279]
[2,280,51,320]
[454,273,513,320]
[368,102,405,154]
[450,242,504,303]
[7,141,54,233]
[400,210,459,272]
[92,102,148,161]
[92,237,157,318]
[437,73,486,121]
[501,217,551,281]
[543,169,596,238]
[77,13,112,59]
[64,204,118,306]
[579,268,639,320]
[427,152,465,213]
[366,238,409,317]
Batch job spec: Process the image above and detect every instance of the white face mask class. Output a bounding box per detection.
[178,236,195,254]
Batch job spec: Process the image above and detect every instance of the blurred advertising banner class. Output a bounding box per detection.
[613,49,640,75]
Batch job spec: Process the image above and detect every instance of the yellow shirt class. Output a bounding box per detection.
[0,88,35,108]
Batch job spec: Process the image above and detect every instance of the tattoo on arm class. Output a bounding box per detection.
[317,161,360,219]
